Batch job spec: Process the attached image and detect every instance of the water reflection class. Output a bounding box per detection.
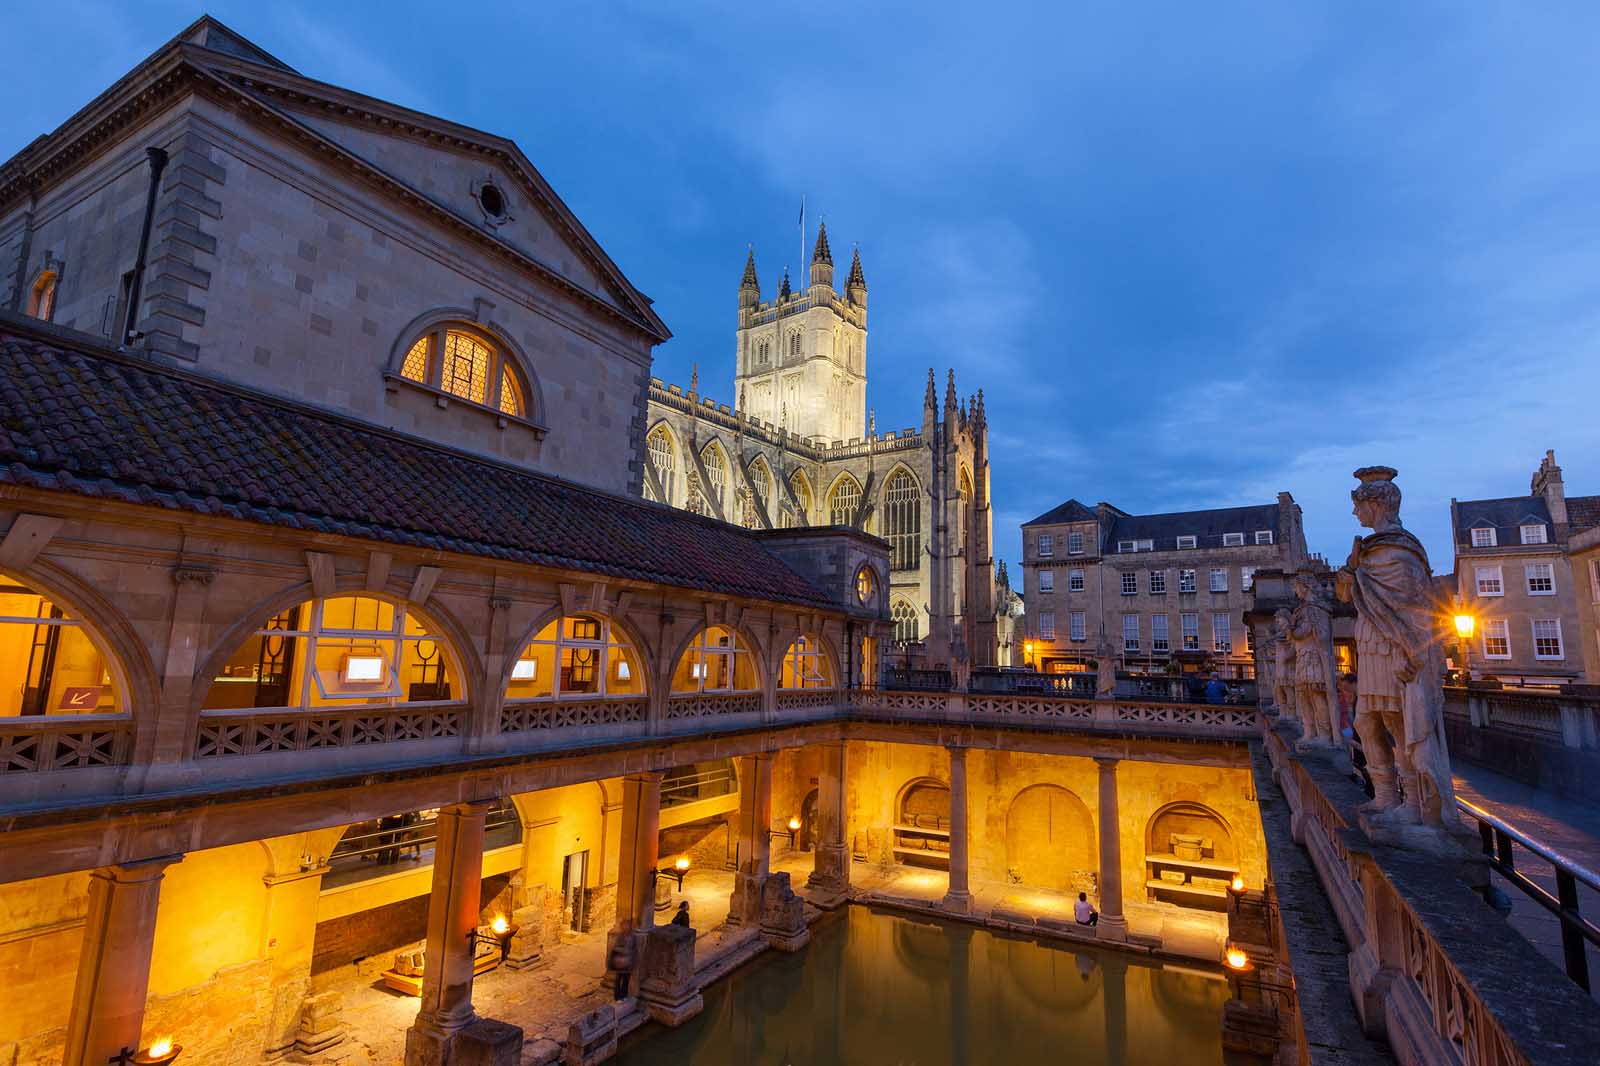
[617,905,1225,1065]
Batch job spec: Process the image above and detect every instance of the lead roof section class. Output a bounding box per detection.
[0,320,835,609]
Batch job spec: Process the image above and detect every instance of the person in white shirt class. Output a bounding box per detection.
[1074,892,1098,926]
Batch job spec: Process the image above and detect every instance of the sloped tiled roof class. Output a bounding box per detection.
[1024,499,1098,526]
[1567,495,1600,533]
[1109,503,1280,551]
[0,322,833,608]
[1452,496,1553,544]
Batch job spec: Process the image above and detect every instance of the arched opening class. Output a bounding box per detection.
[745,456,773,528]
[778,635,837,689]
[1144,801,1238,912]
[891,598,920,645]
[1004,784,1094,891]
[645,423,678,506]
[27,270,58,322]
[200,594,460,711]
[894,777,950,869]
[828,474,862,527]
[700,441,729,514]
[662,757,738,808]
[0,575,122,717]
[398,323,532,418]
[671,626,758,693]
[505,614,644,701]
[883,468,922,571]
[784,469,813,528]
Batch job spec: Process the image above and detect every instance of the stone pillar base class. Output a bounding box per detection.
[941,891,971,915]
[456,1018,524,1066]
[638,924,701,1028]
[645,992,706,1027]
[564,1005,618,1066]
[1097,916,1128,942]
[726,871,767,927]
[762,926,811,952]
[404,1023,457,1066]
[807,843,850,895]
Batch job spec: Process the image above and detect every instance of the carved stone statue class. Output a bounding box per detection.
[1335,467,1456,827]
[1270,609,1297,723]
[1289,574,1336,747]
[1094,639,1118,699]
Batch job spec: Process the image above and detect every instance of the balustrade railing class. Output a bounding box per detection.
[500,697,647,734]
[194,703,464,758]
[0,714,130,773]
[1445,685,1600,750]
[663,692,762,720]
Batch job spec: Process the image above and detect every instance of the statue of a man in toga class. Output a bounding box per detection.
[1334,467,1456,826]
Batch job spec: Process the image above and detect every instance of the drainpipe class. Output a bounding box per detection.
[122,146,169,348]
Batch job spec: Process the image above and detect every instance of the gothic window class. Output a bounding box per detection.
[398,326,529,418]
[891,599,920,645]
[505,615,643,701]
[700,442,728,512]
[784,470,813,528]
[758,340,771,365]
[201,596,457,711]
[672,625,757,693]
[646,424,677,505]
[780,636,836,689]
[828,475,862,527]
[27,270,58,322]
[789,331,802,359]
[958,467,975,550]
[0,577,121,717]
[744,457,773,528]
[884,469,922,571]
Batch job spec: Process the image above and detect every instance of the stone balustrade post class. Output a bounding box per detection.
[61,855,183,1066]
[1095,757,1128,941]
[406,799,502,1065]
[808,740,850,896]
[728,752,775,925]
[943,745,971,913]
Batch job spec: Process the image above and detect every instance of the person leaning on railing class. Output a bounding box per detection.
[1337,672,1373,797]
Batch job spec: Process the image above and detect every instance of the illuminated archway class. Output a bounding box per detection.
[0,574,123,718]
[778,635,837,689]
[894,776,950,869]
[671,626,758,693]
[504,613,645,701]
[199,594,463,712]
[1004,784,1094,890]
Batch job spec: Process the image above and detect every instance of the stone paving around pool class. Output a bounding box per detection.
[318,851,1227,1064]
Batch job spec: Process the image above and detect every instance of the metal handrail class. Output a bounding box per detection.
[1456,795,1600,992]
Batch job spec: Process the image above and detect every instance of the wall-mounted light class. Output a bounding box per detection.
[113,1036,182,1065]
[691,662,707,680]
[339,653,386,684]
[770,816,803,847]
[1224,946,1251,972]
[489,914,519,961]
[511,658,538,681]
[614,660,631,681]
[651,856,691,891]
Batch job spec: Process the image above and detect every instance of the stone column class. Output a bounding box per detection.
[728,752,775,925]
[1095,757,1128,941]
[61,856,182,1066]
[406,800,493,1065]
[808,740,850,896]
[613,772,664,938]
[942,745,971,913]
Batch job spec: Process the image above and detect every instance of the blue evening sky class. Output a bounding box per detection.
[6,3,1600,575]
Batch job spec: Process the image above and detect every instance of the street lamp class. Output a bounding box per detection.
[1024,641,1035,670]
[1453,608,1475,684]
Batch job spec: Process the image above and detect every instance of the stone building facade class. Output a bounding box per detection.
[641,231,998,679]
[1451,450,1600,687]
[1020,495,1309,678]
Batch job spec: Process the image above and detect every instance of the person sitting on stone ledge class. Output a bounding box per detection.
[671,901,691,928]
[1074,892,1098,926]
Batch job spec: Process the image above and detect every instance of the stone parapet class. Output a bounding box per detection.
[1259,718,1600,1066]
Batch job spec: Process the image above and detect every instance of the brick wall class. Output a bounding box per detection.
[310,873,511,975]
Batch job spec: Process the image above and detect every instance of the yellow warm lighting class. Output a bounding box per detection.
[1225,947,1250,971]
[1230,875,1245,893]
[1453,614,1475,639]
[788,816,802,832]
[146,1038,174,1058]
[673,856,690,873]
[490,915,509,935]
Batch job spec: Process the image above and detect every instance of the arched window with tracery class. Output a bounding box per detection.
[743,458,772,528]
[671,626,757,693]
[784,470,813,528]
[505,615,643,701]
[201,595,456,710]
[398,325,530,418]
[788,331,802,359]
[892,599,920,645]
[701,442,728,513]
[958,467,975,550]
[646,424,677,505]
[779,636,836,689]
[884,469,921,571]
[828,475,862,527]
[1,577,121,717]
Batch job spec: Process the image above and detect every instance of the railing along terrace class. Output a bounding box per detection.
[1456,796,1600,992]
[1262,717,1600,1066]
[1445,685,1600,750]
[849,689,1259,738]
[0,714,130,773]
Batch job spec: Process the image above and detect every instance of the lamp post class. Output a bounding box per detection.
[1453,607,1476,685]
[1024,640,1035,671]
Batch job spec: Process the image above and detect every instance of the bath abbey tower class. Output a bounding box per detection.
[642,225,998,677]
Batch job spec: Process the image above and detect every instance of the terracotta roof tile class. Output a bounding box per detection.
[0,326,833,608]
